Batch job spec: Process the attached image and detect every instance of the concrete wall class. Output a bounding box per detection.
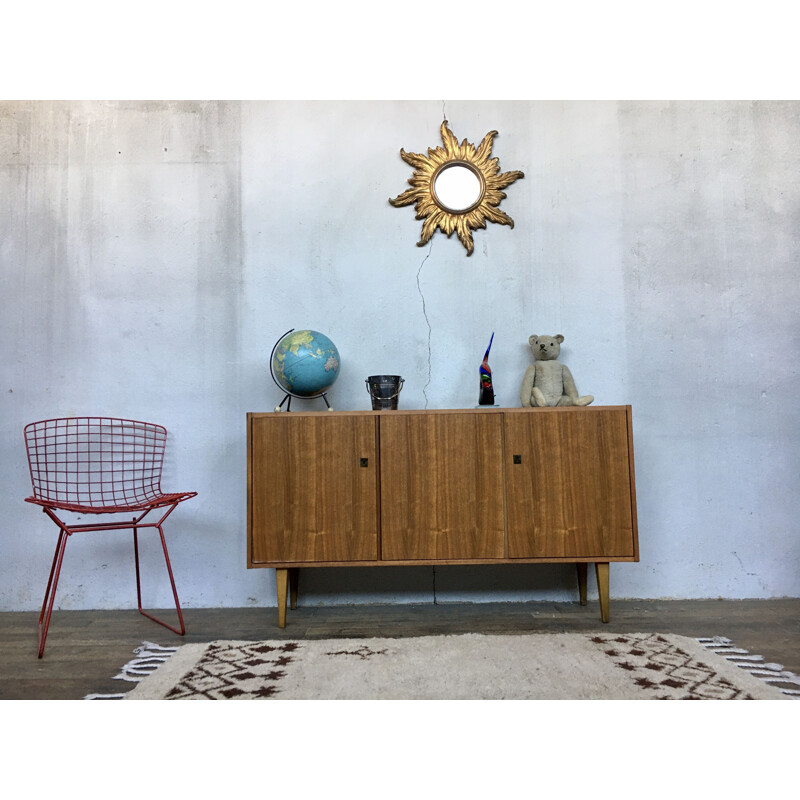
[1,99,798,611]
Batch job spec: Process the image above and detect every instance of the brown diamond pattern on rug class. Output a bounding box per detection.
[164,641,301,700]
[591,633,757,700]
[324,645,389,660]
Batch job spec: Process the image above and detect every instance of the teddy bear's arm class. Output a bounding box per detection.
[519,364,536,407]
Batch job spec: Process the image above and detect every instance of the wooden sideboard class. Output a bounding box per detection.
[247,406,638,627]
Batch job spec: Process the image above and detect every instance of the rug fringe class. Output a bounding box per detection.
[696,636,800,696]
[83,641,180,700]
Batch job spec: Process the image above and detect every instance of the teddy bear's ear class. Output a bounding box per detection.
[555,334,565,344]
[529,335,539,346]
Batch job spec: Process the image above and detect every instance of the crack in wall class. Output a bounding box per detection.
[412,101,449,413]
[416,242,433,409]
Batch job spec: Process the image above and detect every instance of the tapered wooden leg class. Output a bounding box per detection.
[595,562,610,623]
[276,569,288,628]
[289,568,299,610]
[576,563,588,605]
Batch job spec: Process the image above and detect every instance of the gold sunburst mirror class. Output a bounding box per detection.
[389,120,524,256]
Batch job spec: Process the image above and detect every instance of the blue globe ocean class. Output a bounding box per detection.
[271,330,340,397]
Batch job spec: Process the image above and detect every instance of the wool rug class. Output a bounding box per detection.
[97,632,798,700]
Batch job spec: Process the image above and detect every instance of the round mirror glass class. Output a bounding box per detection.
[433,164,483,212]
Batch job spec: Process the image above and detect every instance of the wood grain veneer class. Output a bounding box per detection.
[504,407,637,559]
[248,413,379,564]
[379,412,505,560]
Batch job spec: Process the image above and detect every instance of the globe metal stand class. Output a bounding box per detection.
[269,329,335,412]
[273,392,332,412]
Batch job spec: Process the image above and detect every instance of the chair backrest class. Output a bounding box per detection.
[24,417,168,509]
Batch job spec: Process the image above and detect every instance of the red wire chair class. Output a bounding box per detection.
[23,417,197,658]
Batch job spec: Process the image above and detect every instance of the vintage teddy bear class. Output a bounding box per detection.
[519,334,594,407]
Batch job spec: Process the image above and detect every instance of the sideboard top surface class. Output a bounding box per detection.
[248,406,631,419]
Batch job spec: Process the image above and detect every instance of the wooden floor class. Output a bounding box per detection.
[1,598,798,699]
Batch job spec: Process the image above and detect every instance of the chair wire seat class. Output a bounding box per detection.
[25,491,195,515]
[24,417,197,658]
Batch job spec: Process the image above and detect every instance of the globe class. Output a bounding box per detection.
[270,329,341,399]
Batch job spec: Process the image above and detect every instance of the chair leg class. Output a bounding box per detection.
[38,528,69,659]
[133,524,186,636]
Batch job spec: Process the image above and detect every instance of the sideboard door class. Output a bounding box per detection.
[379,412,505,561]
[504,408,637,559]
[248,414,379,564]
